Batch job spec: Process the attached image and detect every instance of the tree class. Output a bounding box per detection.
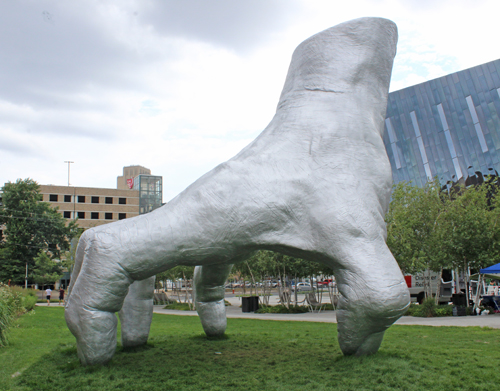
[241,250,332,306]
[32,251,63,289]
[156,266,195,306]
[0,179,78,285]
[386,178,500,304]
[437,183,500,305]
[61,228,84,277]
[386,178,446,279]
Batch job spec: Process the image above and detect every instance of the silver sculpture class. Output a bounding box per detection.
[66,17,410,365]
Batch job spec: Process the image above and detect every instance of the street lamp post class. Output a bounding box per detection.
[64,161,74,186]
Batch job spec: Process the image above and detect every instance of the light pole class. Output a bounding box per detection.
[64,161,74,186]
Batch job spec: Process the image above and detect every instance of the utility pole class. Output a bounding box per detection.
[64,161,74,186]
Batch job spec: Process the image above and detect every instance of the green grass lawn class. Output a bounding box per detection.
[1,307,500,390]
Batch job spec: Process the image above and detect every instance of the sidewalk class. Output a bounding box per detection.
[151,295,500,329]
[36,296,500,329]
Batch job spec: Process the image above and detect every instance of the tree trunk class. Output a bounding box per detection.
[246,261,256,297]
[294,273,298,306]
[434,268,442,305]
[287,274,291,308]
[424,269,432,300]
[464,259,470,308]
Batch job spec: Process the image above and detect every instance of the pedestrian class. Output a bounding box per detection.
[59,287,65,305]
[45,287,52,306]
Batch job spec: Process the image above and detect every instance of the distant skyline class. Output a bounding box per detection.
[2,0,500,201]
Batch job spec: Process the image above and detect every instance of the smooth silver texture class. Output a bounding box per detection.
[65,17,410,365]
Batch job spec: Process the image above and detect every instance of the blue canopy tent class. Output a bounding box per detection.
[480,263,500,276]
[473,263,500,312]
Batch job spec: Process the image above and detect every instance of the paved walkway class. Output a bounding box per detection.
[152,295,500,329]
[37,295,500,328]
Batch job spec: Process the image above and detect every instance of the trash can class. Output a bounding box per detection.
[250,296,259,312]
[453,306,466,316]
[452,293,466,307]
[242,296,259,312]
[242,297,252,312]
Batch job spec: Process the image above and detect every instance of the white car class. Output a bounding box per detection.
[291,282,314,292]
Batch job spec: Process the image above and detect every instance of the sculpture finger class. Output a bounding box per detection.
[118,276,155,348]
[333,239,410,356]
[65,230,133,365]
[194,263,233,337]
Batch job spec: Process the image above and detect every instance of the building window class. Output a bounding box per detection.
[118,213,126,220]
[105,197,113,204]
[119,198,126,205]
[91,196,99,204]
[49,194,58,202]
[91,212,99,220]
[105,212,112,220]
[63,211,71,218]
[77,196,85,203]
[64,195,71,202]
[77,211,85,219]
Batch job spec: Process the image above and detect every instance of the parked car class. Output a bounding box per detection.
[318,279,335,286]
[264,281,278,288]
[291,282,314,292]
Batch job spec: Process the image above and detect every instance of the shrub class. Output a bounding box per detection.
[420,297,437,317]
[0,296,12,347]
[23,293,38,312]
[163,302,194,311]
[405,303,422,317]
[434,306,453,317]
[255,305,309,314]
[405,302,491,317]
[0,284,38,347]
[9,286,38,312]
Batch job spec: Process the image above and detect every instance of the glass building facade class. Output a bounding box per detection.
[384,59,500,187]
[133,175,163,214]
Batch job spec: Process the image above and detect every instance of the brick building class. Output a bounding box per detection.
[39,184,140,229]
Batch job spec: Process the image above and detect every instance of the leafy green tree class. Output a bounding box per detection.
[0,179,78,285]
[240,250,332,305]
[437,183,500,304]
[386,178,446,276]
[437,184,498,270]
[32,251,63,289]
[155,266,199,289]
[386,178,500,304]
[61,228,84,276]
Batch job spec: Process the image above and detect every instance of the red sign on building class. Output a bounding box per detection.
[127,178,134,189]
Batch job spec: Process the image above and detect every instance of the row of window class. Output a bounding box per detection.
[62,211,126,220]
[49,194,127,204]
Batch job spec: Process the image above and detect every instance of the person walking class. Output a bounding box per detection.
[45,287,52,306]
[59,287,65,305]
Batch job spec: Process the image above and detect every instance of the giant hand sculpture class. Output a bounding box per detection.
[65,17,410,365]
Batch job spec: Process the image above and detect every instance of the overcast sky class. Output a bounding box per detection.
[2,0,500,201]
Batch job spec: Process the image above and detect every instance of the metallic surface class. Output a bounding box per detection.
[65,17,410,365]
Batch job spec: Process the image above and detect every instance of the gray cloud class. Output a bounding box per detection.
[0,1,168,109]
[135,0,303,51]
[0,0,301,110]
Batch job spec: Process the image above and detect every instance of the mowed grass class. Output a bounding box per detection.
[1,308,500,391]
